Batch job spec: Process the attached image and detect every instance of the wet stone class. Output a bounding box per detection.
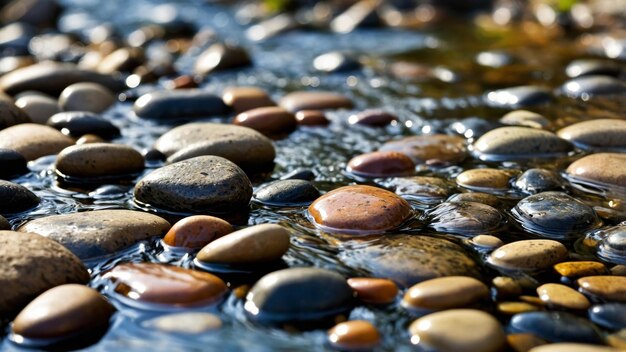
[0,231,89,317]
[403,276,489,311]
[380,134,467,166]
[498,302,540,315]
[507,333,548,352]
[233,106,297,136]
[347,109,397,127]
[388,176,454,203]
[0,123,74,161]
[553,261,608,278]
[134,156,253,214]
[19,209,170,260]
[472,127,572,161]
[55,143,144,179]
[409,309,505,352]
[557,119,626,152]
[279,91,353,113]
[194,43,251,75]
[488,240,568,272]
[509,311,603,344]
[589,303,626,330]
[607,330,626,350]
[566,153,626,194]
[450,117,499,139]
[308,185,412,235]
[222,86,274,114]
[562,75,626,98]
[427,201,503,236]
[163,215,233,249]
[486,85,552,108]
[565,59,622,78]
[134,89,229,120]
[577,276,626,302]
[500,110,550,129]
[59,82,115,113]
[536,283,590,310]
[244,267,353,324]
[47,111,120,139]
[493,276,523,297]
[330,0,381,33]
[143,313,222,334]
[530,343,621,352]
[514,169,562,194]
[295,110,330,126]
[448,192,501,207]
[470,235,503,249]
[0,148,28,179]
[456,168,516,192]
[14,94,57,125]
[97,47,144,74]
[347,151,415,178]
[76,134,106,145]
[254,179,320,206]
[314,51,360,73]
[0,180,39,215]
[346,278,398,305]
[104,263,227,308]
[476,50,513,68]
[0,97,30,130]
[327,320,380,351]
[596,224,626,265]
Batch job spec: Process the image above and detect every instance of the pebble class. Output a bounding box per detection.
[507,333,548,352]
[0,97,30,130]
[58,83,115,114]
[280,168,316,181]
[134,156,253,213]
[279,91,353,113]
[346,151,415,178]
[493,276,523,297]
[153,122,275,169]
[346,278,398,305]
[557,119,626,151]
[196,224,290,265]
[476,50,513,68]
[47,111,120,139]
[486,85,552,108]
[498,302,540,315]
[403,276,489,311]
[472,127,572,161]
[514,169,562,194]
[55,143,144,179]
[163,215,232,249]
[566,153,626,192]
[0,180,39,215]
[565,59,622,78]
[607,330,626,350]
[327,320,380,350]
[0,231,89,316]
[456,168,516,191]
[253,179,320,205]
[295,110,330,126]
[194,43,251,75]
[428,201,502,236]
[244,267,353,324]
[500,110,550,129]
[0,123,74,160]
[97,47,144,74]
[536,283,590,310]
[134,89,229,120]
[409,309,505,352]
[104,263,227,307]
[76,134,105,145]
[596,225,626,265]
[308,185,412,234]
[379,134,467,165]
[143,312,222,334]
[589,303,626,330]
[470,235,504,249]
[530,343,620,352]
[0,148,28,179]
[12,284,114,341]
[222,86,274,113]
[562,75,626,98]
[313,51,360,73]
[233,106,297,135]
[388,176,454,202]
[330,0,380,33]
[347,109,397,127]
[509,311,603,344]
[554,261,608,278]
[577,276,626,302]
[14,94,59,124]
[488,240,568,272]
[448,192,500,207]
[450,117,498,139]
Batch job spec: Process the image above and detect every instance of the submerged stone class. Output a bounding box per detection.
[509,311,603,344]
[55,143,144,179]
[472,127,572,161]
[163,215,233,249]
[514,169,562,194]
[254,179,320,206]
[346,151,415,178]
[565,153,626,196]
[557,119,626,151]
[427,201,502,236]
[380,134,467,165]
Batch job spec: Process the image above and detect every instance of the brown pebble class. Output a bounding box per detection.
[470,235,503,249]
[607,329,626,350]
[348,109,396,127]
[449,192,501,207]
[233,106,297,135]
[347,278,398,304]
[222,86,274,113]
[577,276,626,302]
[493,276,523,297]
[55,143,144,178]
[498,302,540,315]
[566,153,626,189]
[163,215,233,249]
[507,333,548,352]
[233,285,250,300]
[0,123,74,161]
[380,134,467,165]
[500,110,550,129]
[347,151,415,178]
[488,240,568,272]
[529,343,621,352]
[59,82,115,113]
[15,94,60,124]
[295,110,329,126]
[456,168,516,191]
[328,320,380,351]
[553,261,608,278]
[166,75,199,90]
[536,283,590,310]
[403,276,489,311]
[279,91,353,112]
[612,265,626,276]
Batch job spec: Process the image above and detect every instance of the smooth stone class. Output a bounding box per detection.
[473,127,572,161]
[0,180,39,215]
[295,110,330,126]
[308,185,412,234]
[134,89,229,120]
[457,168,516,191]
[327,320,380,350]
[537,283,590,310]
[380,134,467,165]
[279,91,353,113]
[196,224,290,264]
[403,276,489,311]
[566,59,622,78]
[134,156,253,213]
[163,215,233,249]
[194,43,251,75]
[346,278,398,305]
[144,312,222,334]
[409,309,505,352]
[313,51,360,73]
[486,85,552,108]
[562,75,626,98]
[509,311,603,344]
[0,62,124,96]
[612,265,626,276]
[557,119,626,151]
[0,56,34,75]
[59,82,115,113]
[254,179,320,205]
[55,143,144,179]
[498,302,540,315]
[597,225,626,265]
[76,134,106,145]
[222,86,274,113]
[507,333,548,352]
[153,122,275,169]
[0,97,30,130]
[589,303,626,330]
[428,201,502,236]
[19,209,170,260]
[280,168,316,181]
[608,330,626,350]
[0,123,74,161]
[577,276,626,302]
[500,110,550,129]
[233,106,297,135]
[493,276,523,297]
[512,192,599,239]
[348,109,397,127]
[0,215,9,230]
[0,231,89,316]
[1,0,61,27]
[12,284,114,340]
[470,235,504,249]
[47,111,120,139]
[165,75,199,90]
[246,13,299,41]
[14,94,58,124]
[566,153,626,191]
[514,169,562,194]
[97,47,144,74]
[388,176,454,202]
[450,117,499,139]
[488,240,568,272]
[0,148,28,179]
[340,235,480,288]
[554,261,608,278]
[347,151,415,178]
[448,192,501,207]
[530,343,620,352]
[104,263,227,307]
[244,267,353,324]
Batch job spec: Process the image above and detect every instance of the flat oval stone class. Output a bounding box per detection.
[19,209,170,259]
[428,201,503,236]
[557,119,626,151]
[514,169,562,194]
[346,278,398,304]
[328,320,380,350]
[134,156,252,213]
[308,185,412,234]
[245,267,353,324]
[530,343,620,352]
[15,94,60,124]
[222,86,274,113]
[409,309,505,352]
[0,180,39,215]
[47,111,120,139]
[279,91,353,113]
[509,311,603,344]
[76,134,105,145]
[55,143,144,179]
[470,235,503,249]
[0,98,31,130]
[577,276,626,302]
[194,43,251,75]
[348,109,396,127]
[473,127,572,161]
[233,106,297,135]
[153,122,275,170]
[163,215,233,249]
[488,240,568,272]
[59,82,115,113]
[486,85,552,108]
[134,90,229,120]
[388,176,455,202]
[313,51,360,73]
[380,134,467,165]
[143,312,222,334]
[97,47,144,74]
[403,276,489,311]
[0,123,74,160]
[104,263,227,307]
[498,302,540,315]
[0,231,89,316]
[589,303,626,330]
[448,192,501,207]
[196,224,290,264]
[456,168,516,191]
[347,151,415,178]
[295,110,330,126]
[562,75,626,98]
[500,110,550,129]
[537,283,590,310]
[566,153,626,192]
[12,284,114,340]
[553,261,608,278]
[566,59,622,78]
[254,179,320,205]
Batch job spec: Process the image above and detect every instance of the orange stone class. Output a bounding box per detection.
[347,151,415,178]
[328,320,380,350]
[347,277,398,304]
[553,261,608,278]
[577,276,626,302]
[507,333,547,352]
[163,215,233,249]
[233,106,297,135]
[380,134,467,165]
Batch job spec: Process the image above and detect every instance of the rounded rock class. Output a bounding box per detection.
[380,134,467,165]
[488,240,568,272]
[514,168,562,194]
[577,276,626,302]
[566,59,622,78]
[347,278,398,305]
[0,179,39,215]
[348,110,397,127]
[233,106,297,135]
[0,148,28,179]
[0,123,74,161]
[589,303,626,330]
[566,153,626,193]
[486,85,552,108]
[500,110,550,129]
[55,143,144,179]
[14,94,59,124]
[388,176,455,202]
[470,235,503,249]
[313,52,360,73]
[59,82,115,113]
[134,89,229,120]
[295,110,330,126]
[194,43,251,75]
[428,201,503,236]
[222,86,274,113]
[448,192,501,207]
[530,343,620,352]
[456,168,516,191]
[509,311,603,344]
[327,320,380,350]
[254,179,320,206]
[347,151,415,178]
[562,75,626,98]
[279,91,353,113]
[403,276,489,311]
[557,119,626,151]
[143,312,222,334]
[553,261,608,278]
[473,127,572,161]
[163,215,233,249]
[537,283,590,310]
[47,111,120,139]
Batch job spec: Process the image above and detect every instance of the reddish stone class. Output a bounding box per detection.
[347,278,398,304]
[163,215,233,249]
[348,110,397,127]
[233,106,297,135]
[347,151,415,177]
[295,110,330,126]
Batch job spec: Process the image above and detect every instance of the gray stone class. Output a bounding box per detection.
[133,89,229,120]
[0,180,39,215]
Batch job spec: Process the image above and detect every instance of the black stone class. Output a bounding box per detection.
[589,303,626,330]
[562,75,626,98]
[0,180,39,215]
[254,180,320,206]
[133,90,230,120]
[0,149,28,179]
[47,111,120,139]
[514,168,562,194]
[280,169,315,181]
[486,85,552,108]
[509,311,603,344]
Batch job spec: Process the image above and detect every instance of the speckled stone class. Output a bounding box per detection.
[14,94,59,124]
[456,168,516,191]
[163,215,233,249]
[0,123,74,160]
[347,278,398,305]
[348,109,397,127]
[134,89,229,120]
[488,240,568,272]
[486,85,552,108]
[577,276,626,302]
[562,75,626,98]
[328,320,380,350]
[428,201,503,236]
[537,283,590,310]
[55,143,144,179]
[47,111,120,139]
[143,312,222,334]
[473,127,572,161]
[233,106,297,135]
[448,192,501,207]
[347,151,415,178]
[500,110,550,129]
[557,119,626,151]
[279,91,353,113]
[59,82,115,113]
[194,43,251,75]
[566,153,626,189]
[254,179,320,205]
[0,179,39,215]
[553,261,608,278]
[222,86,274,113]
[530,343,620,352]
[380,134,467,165]
[509,311,603,344]
[403,276,489,311]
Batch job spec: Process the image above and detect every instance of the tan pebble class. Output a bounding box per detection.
[59,82,115,113]
[473,127,572,159]
[55,143,144,178]
[403,276,489,311]
[0,123,74,160]
[144,312,222,334]
[612,265,626,276]
[553,261,608,278]
[222,86,274,113]
[566,153,626,189]
[507,333,547,352]
[15,94,60,124]
[557,119,626,150]
[488,240,568,272]
[347,278,398,304]
[519,295,544,306]
[456,168,516,191]
[279,91,353,112]
[163,215,233,249]
[233,106,297,135]
[328,320,380,350]
[76,134,105,144]
[498,302,540,315]
[537,283,590,310]
[493,276,523,297]
[500,110,550,129]
[607,329,626,349]
[577,276,626,302]
[529,343,621,352]
[471,235,503,249]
